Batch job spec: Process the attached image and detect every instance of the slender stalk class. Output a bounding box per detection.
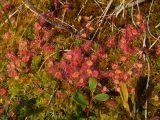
[0,3,12,27]
[22,0,79,35]
[86,96,93,119]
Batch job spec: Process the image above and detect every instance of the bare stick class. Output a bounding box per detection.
[155,22,160,28]
[0,4,23,28]
[136,0,140,14]
[38,49,71,72]
[96,0,107,5]
[44,80,62,120]
[111,0,146,17]
[94,0,103,12]
[147,0,159,40]
[77,0,88,16]
[144,56,150,120]
[131,6,137,27]
[20,18,35,40]
[23,0,79,35]
[91,0,113,40]
[147,0,160,50]
[149,36,160,49]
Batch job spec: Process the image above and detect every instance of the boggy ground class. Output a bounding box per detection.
[0,0,160,119]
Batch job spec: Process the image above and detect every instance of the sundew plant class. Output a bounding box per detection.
[0,0,160,120]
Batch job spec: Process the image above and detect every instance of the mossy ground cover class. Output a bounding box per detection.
[0,0,160,119]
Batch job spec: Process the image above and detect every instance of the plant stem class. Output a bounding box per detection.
[86,96,93,120]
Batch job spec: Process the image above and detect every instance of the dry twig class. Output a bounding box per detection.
[22,0,79,35]
[91,0,113,40]
[111,0,147,17]
[0,4,23,28]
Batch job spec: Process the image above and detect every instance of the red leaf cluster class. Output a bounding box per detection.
[119,14,147,54]
[52,0,61,11]
[0,87,7,96]
[6,40,32,78]
[3,2,13,12]
[42,43,54,54]
[156,45,160,55]
[101,60,144,93]
[0,107,4,116]
[48,42,107,87]
[106,35,116,48]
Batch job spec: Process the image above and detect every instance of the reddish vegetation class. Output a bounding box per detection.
[5,14,147,91]
[55,90,65,98]
[48,46,107,87]
[1,0,160,118]
[0,88,7,96]
[3,2,13,12]
[156,45,160,55]
[106,35,116,48]
[0,107,4,116]
[119,23,146,55]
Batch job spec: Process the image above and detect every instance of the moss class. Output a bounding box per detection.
[1,0,160,119]
[31,55,42,72]
[24,25,35,40]
[108,48,121,62]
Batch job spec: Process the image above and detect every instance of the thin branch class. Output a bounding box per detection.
[144,55,150,120]
[96,0,107,5]
[20,18,35,40]
[111,0,146,17]
[22,0,79,35]
[91,0,113,40]
[47,83,58,106]
[147,0,160,49]
[155,22,160,28]
[94,0,104,12]
[61,0,68,23]
[136,0,140,14]
[76,0,88,17]
[147,0,159,40]
[38,52,55,72]
[143,32,147,47]
[122,0,125,18]
[149,36,160,49]
[38,49,71,72]
[44,80,62,120]
[99,0,113,24]
[131,6,137,27]
[0,4,23,28]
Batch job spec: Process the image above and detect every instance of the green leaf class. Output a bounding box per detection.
[73,92,88,106]
[89,78,97,93]
[94,93,109,101]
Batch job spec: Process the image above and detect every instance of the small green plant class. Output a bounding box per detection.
[73,77,109,119]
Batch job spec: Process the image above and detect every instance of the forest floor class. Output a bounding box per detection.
[0,0,160,119]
